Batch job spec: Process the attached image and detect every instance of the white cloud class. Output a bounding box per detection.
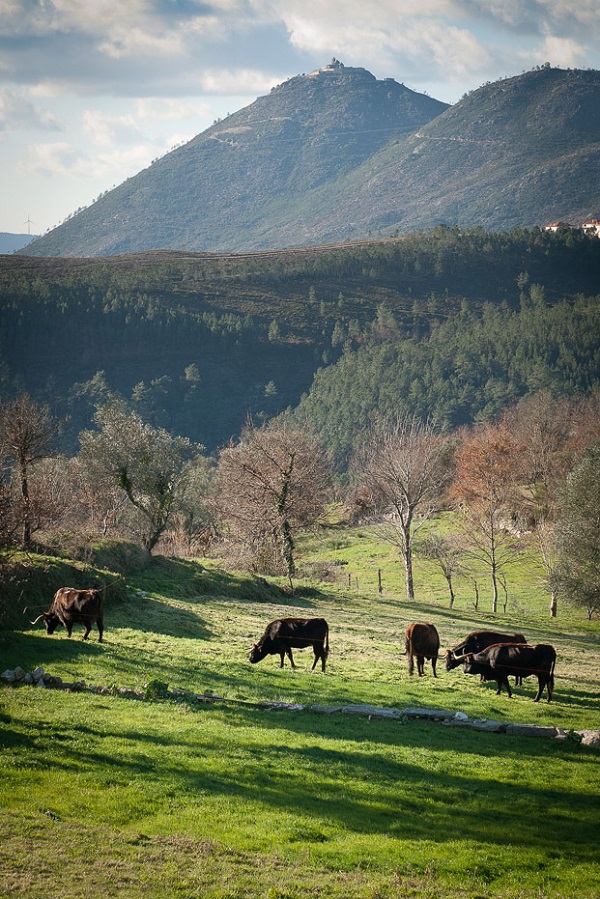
[537,34,587,68]
[2,0,600,233]
[82,110,143,148]
[135,97,214,123]
[17,137,165,186]
[17,141,90,179]
[0,88,63,133]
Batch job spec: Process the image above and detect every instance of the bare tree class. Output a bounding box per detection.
[419,532,464,608]
[0,393,59,549]
[451,421,524,612]
[505,392,575,522]
[213,423,329,590]
[355,416,454,600]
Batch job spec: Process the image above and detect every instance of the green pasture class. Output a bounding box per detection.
[1,527,599,898]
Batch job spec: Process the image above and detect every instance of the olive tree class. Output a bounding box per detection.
[551,442,600,620]
[79,402,205,552]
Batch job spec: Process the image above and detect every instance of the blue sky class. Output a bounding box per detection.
[1,0,599,236]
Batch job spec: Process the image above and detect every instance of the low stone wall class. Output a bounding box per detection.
[2,666,599,747]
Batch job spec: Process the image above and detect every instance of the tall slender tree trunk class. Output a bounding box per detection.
[18,454,31,550]
[445,574,455,608]
[491,567,498,613]
[401,515,415,600]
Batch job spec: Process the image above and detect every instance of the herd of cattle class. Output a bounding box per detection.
[30,589,556,702]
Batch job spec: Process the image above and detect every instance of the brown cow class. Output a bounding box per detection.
[405,622,440,677]
[31,587,104,642]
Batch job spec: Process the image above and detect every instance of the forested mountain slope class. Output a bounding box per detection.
[2,227,599,461]
[20,65,600,257]
[286,291,600,467]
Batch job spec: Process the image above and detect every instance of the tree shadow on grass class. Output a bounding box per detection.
[23,702,599,862]
[111,594,211,640]
[133,556,328,609]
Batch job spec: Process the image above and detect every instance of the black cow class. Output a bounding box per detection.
[31,587,104,642]
[459,643,556,702]
[405,622,440,677]
[445,631,526,670]
[445,630,527,685]
[248,617,329,671]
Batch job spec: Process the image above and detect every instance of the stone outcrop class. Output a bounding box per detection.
[2,668,597,746]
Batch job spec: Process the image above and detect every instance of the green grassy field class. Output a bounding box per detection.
[1,527,599,898]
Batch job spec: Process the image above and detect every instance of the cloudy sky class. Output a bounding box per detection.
[1,0,599,236]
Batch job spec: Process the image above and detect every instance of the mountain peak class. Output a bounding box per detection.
[21,66,600,257]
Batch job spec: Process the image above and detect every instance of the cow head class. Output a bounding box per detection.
[445,649,462,671]
[461,653,491,677]
[30,612,61,634]
[248,642,264,664]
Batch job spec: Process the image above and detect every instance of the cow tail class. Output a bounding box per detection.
[325,623,330,658]
[549,653,556,692]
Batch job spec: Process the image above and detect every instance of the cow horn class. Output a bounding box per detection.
[30,614,46,625]
[450,651,469,663]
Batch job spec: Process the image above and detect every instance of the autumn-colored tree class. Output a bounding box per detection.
[355,416,454,601]
[451,421,524,612]
[213,423,329,590]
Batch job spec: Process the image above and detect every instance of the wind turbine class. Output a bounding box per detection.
[23,215,34,235]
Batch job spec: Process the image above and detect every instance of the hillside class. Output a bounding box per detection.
[326,66,600,238]
[20,65,600,257]
[22,62,447,257]
[2,227,599,458]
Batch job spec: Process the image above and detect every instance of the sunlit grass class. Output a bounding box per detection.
[1,525,599,898]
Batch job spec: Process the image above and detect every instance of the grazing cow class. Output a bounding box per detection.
[248,617,329,671]
[31,587,104,642]
[445,630,527,685]
[405,622,440,677]
[458,643,556,702]
[445,631,526,670]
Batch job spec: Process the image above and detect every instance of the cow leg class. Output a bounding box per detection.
[533,675,549,702]
[66,624,73,638]
[279,652,285,668]
[97,618,104,643]
[286,648,296,668]
[82,624,91,640]
[311,645,326,672]
[417,655,424,677]
[431,655,437,678]
[499,676,512,698]
[407,653,414,676]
